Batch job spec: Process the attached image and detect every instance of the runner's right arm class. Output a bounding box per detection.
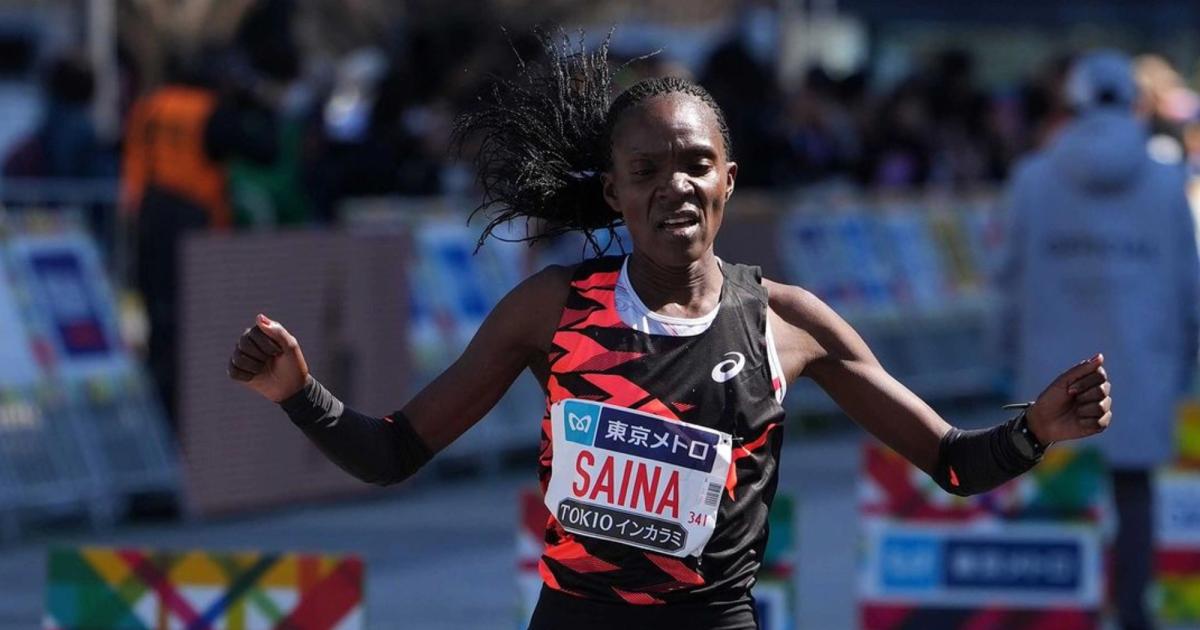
[228,265,571,485]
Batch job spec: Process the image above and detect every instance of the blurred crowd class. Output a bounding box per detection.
[111,26,1200,225]
[8,1,1200,233]
[115,5,1200,220]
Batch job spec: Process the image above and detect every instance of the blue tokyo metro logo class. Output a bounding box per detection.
[563,400,601,446]
[881,535,940,589]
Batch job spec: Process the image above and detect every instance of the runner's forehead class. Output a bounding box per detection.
[610,94,724,160]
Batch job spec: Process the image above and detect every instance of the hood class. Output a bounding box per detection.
[1047,110,1149,192]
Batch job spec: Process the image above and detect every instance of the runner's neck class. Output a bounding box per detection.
[624,250,723,319]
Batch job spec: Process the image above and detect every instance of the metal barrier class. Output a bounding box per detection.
[67,371,177,497]
[0,212,177,537]
[0,386,96,538]
[763,197,1005,413]
[0,177,122,278]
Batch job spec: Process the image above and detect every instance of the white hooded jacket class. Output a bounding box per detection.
[1002,109,1200,469]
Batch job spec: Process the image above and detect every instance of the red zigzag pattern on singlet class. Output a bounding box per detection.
[538,263,711,604]
[612,587,663,605]
[644,553,705,587]
[552,331,645,373]
[574,269,621,291]
[580,373,679,420]
[725,422,781,501]
[544,539,622,573]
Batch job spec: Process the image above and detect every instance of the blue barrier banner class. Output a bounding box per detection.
[6,232,130,379]
[860,519,1101,608]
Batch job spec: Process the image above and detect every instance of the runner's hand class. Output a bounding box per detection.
[227,314,309,402]
[1026,353,1111,444]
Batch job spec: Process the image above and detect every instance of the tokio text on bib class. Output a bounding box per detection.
[545,398,734,558]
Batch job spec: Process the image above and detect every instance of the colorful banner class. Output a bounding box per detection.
[1158,546,1200,624]
[1160,396,1200,624]
[44,547,364,630]
[0,219,175,532]
[1156,470,1200,624]
[927,211,981,295]
[1175,399,1200,469]
[778,210,878,309]
[878,210,950,309]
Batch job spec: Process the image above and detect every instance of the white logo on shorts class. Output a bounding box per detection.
[711,352,746,383]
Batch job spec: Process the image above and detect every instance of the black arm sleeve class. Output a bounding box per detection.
[932,415,1041,497]
[279,376,432,486]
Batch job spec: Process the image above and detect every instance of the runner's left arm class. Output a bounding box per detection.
[763,279,1111,496]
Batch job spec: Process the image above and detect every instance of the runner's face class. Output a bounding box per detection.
[603,94,737,267]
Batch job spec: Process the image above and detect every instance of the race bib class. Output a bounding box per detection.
[545,398,733,558]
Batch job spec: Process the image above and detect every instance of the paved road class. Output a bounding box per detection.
[1,430,862,629]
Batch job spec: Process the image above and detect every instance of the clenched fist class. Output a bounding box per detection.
[1027,353,1112,445]
[227,314,309,402]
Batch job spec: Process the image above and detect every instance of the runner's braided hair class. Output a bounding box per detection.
[453,30,732,252]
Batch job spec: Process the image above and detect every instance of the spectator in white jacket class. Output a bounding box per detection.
[1002,49,1200,630]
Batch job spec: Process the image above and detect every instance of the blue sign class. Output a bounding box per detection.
[944,540,1081,590]
[29,251,111,357]
[880,534,941,589]
[877,531,1083,592]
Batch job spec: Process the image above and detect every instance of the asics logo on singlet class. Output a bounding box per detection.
[711,352,746,383]
[568,413,593,432]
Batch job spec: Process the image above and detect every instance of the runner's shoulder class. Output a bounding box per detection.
[516,263,577,308]
[761,278,829,329]
[504,262,578,352]
[760,278,850,361]
[492,264,577,347]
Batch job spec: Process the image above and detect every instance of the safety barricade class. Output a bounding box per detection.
[858,441,1109,629]
[400,215,542,465]
[0,213,177,533]
[775,199,1004,413]
[0,383,102,537]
